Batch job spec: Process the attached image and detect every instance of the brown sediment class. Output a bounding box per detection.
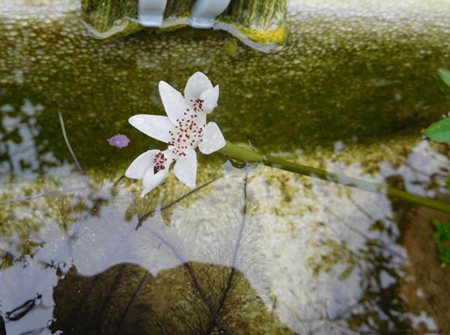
[399,195,450,334]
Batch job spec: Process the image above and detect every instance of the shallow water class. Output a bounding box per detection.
[1,0,450,334]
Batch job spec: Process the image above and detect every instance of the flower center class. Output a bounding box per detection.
[191,98,203,112]
[167,99,206,157]
[153,151,167,174]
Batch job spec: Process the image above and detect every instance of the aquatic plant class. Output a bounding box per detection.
[422,69,450,268]
[123,73,450,216]
[126,72,226,196]
[431,218,450,268]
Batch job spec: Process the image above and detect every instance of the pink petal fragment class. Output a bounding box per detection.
[108,134,130,148]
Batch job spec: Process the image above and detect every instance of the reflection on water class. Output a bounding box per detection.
[50,261,293,334]
[0,99,63,178]
[1,0,450,334]
[1,140,449,334]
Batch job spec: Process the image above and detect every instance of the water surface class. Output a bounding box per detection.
[1,0,450,334]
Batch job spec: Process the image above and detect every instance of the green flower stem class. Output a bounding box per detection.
[219,141,450,214]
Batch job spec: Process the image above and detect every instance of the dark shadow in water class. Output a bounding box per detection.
[49,261,294,335]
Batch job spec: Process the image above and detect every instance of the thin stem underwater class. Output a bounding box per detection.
[56,104,85,177]
[218,141,450,215]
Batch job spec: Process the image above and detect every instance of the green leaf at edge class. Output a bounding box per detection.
[425,118,450,143]
[438,243,446,254]
[431,218,441,230]
[433,231,442,241]
[439,68,450,88]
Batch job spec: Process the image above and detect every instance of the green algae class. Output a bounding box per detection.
[1,3,450,177]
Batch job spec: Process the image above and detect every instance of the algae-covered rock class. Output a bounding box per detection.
[81,0,287,47]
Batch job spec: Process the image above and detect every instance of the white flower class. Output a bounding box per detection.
[126,148,175,197]
[125,72,226,197]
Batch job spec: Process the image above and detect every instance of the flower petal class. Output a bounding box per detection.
[129,115,175,143]
[174,149,197,188]
[125,150,158,179]
[196,111,207,128]
[199,122,226,154]
[141,168,169,197]
[162,147,177,162]
[199,85,219,114]
[184,72,213,102]
[159,81,189,124]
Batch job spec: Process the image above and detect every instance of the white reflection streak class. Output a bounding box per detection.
[0,261,4,283]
